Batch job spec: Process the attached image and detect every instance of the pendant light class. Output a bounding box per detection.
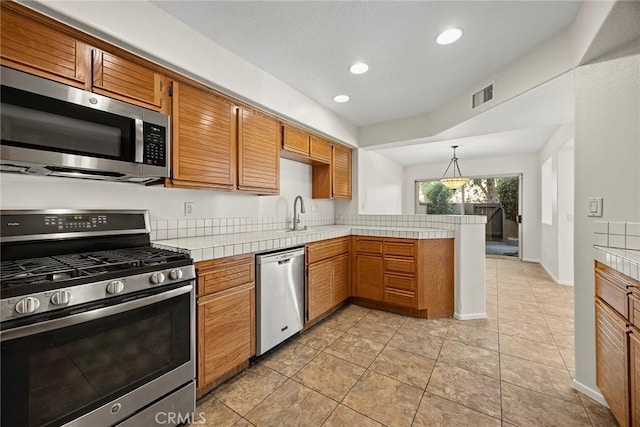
[440,145,469,190]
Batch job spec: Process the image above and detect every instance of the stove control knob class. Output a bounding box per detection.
[150,272,166,285]
[107,280,125,295]
[168,269,183,280]
[15,297,40,314]
[50,290,72,306]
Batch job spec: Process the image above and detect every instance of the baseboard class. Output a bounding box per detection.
[522,257,540,263]
[572,379,607,407]
[454,312,488,320]
[540,262,575,287]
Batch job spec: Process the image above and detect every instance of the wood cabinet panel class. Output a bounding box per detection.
[307,237,350,264]
[631,328,640,427]
[595,299,630,427]
[92,50,166,111]
[309,136,331,163]
[333,254,350,306]
[383,288,414,308]
[197,283,255,393]
[238,108,280,194]
[1,4,91,89]
[332,144,352,199]
[384,257,415,275]
[171,81,236,189]
[197,254,254,296]
[356,240,383,255]
[630,293,640,330]
[308,259,333,322]
[596,270,630,319]
[282,124,309,156]
[384,274,415,292]
[384,242,416,257]
[354,254,383,301]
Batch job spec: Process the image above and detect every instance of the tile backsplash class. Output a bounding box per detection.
[336,214,486,230]
[592,221,640,250]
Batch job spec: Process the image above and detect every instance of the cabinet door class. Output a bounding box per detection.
[595,299,630,427]
[632,329,640,427]
[282,124,309,156]
[333,254,350,306]
[197,284,255,392]
[332,144,352,199]
[92,49,167,111]
[307,260,333,322]
[238,107,280,194]
[171,81,236,189]
[1,4,91,89]
[354,254,383,301]
[309,136,331,163]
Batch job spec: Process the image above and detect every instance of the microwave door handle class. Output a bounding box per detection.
[135,118,144,163]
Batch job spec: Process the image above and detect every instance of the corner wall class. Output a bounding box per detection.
[358,150,404,214]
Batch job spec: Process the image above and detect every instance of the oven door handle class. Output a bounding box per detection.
[0,284,193,341]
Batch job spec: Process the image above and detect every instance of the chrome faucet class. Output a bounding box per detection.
[292,195,307,231]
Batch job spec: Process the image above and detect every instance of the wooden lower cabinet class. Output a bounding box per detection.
[308,259,333,321]
[631,328,640,426]
[333,254,350,305]
[196,255,255,395]
[354,254,383,301]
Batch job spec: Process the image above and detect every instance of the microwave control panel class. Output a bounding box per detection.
[143,123,167,167]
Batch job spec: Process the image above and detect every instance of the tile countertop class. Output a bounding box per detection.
[594,245,640,281]
[152,225,455,262]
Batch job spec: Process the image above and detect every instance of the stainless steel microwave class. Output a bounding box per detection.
[0,66,170,184]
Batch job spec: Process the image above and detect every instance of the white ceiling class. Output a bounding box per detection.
[151,1,582,127]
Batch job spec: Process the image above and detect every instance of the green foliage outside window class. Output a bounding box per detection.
[423,182,455,214]
[497,177,519,221]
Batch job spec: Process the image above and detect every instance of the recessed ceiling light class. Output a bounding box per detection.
[436,28,463,45]
[349,63,369,74]
[333,95,350,103]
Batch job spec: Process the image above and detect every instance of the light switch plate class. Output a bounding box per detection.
[587,197,603,217]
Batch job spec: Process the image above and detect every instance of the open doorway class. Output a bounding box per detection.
[416,175,521,257]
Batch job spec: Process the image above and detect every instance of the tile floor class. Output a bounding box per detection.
[196,257,617,426]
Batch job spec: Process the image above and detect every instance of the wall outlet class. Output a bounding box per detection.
[184,202,194,217]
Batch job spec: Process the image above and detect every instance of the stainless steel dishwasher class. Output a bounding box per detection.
[255,247,305,356]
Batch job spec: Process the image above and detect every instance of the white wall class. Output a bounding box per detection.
[538,124,575,284]
[358,150,404,214]
[557,141,575,284]
[402,154,541,262]
[0,159,333,221]
[574,47,640,400]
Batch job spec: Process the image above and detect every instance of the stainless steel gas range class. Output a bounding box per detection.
[0,210,196,427]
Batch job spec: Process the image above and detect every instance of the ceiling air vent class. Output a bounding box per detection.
[472,84,493,108]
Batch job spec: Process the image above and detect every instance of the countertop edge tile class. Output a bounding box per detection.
[594,245,640,281]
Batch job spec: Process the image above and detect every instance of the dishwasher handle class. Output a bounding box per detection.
[256,247,305,265]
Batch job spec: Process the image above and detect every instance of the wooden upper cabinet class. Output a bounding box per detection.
[92,49,168,112]
[282,124,310,156]
[0,3,91,89]
[332,144,352,199]
[171,81,236,189]
[309,136,331,163]
[238,107,280,194]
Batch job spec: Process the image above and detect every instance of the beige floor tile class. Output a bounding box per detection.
[401,317,451,337]
[500,354,581,404]
[232,419,254,427]
[214,364,287,416]
[558,345,575,371]
[426,362,501,419]
[498,317,555,343]
[364,308,407,328]
[261,342,318,377]
[387,326,444,359]
[369,346,436,389]
[347,315,400,344]
[245,379,337,427]
[438,339,500,379]
[450,317,499,332]
[446,323,499,352]
[551,328,575,349]
[498,310,549,327]
[580,394,618,427]
[196,396,241,427]
[293,352,365,401]
[499,334,565,369]
[412,392,501,427]
[321,304,369,331]
[501,382,591,427]
[342,370,422,427]
[296,323,344,350]
[325,333,384,367]
[322,405,381,427]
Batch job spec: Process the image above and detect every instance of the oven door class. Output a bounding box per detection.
[1,283,195,427]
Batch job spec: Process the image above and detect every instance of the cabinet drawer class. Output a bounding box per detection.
[383,242,415,258]
[197,254,254,296]
[356,239,383,255]
[384,257,415,275]
[307,237,350,264]
[384,274,415,292]
[630,293,640,329]
[383,288,414,308]
[596,272,630,319]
